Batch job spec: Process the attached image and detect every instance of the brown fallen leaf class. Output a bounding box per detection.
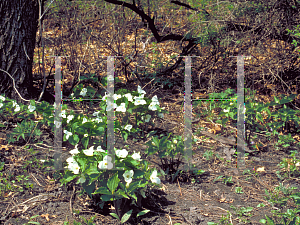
[41,214,50,222]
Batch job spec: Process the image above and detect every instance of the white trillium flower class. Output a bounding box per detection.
[151,95,159,105]
[82,117,88,124]
[96,146,105,153]
[223,109,229,113]
[83,146,94,156]
[93,117,102,123]
[158,113,164,118]
[68,161,80,174]
[150,170,161,184]
[28,104,36,112]
[116,149,128,158]
[67,115,74,123]
[106,101,117,111]
[93,111,100,117]
[134,96,146,105]
[12,101,17,107]
[84,134,88,137]
[59,110,66,118]
[54,120,61,128]
[148,102,158,111]
[123,170,134,187]
[69,145,79,155]
[103,155,112,162]
[98,155,113,169]
[102,93,109,102]
[78,174,86,183]
[0,103,3,108]
[80,88,87,96]
[124,124,132,131]
[116,103,126,112]
[145,114,151,122]
[65,155,80,174]
[107,75,114,81]
[15,104,20,112]
[124,93,133,102]
[131,151,141,161]
[66,156,76,164]
[0,95,5,101]
[64,130,72,140]
[113,94,122,100]
[137,85,146,95]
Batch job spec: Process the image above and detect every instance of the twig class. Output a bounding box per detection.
[177,178,182,196]
[70,185,76,217]
[30,173,44,187]
[1,194,56,221]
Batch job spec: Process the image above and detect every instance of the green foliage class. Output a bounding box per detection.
[276,150,300,179]
[232,0,271,19]
[145,132,199,182]
[194,88,299,151]
[230,205,253,224]
[6,119,42,145]
[260,184,300,225]
[287,24,300,56]
[22,215,41,225]
[213,175,234,186]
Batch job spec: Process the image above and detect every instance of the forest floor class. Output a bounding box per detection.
[0,85,299,225]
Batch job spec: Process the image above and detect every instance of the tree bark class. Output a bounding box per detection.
[0,0,53,105]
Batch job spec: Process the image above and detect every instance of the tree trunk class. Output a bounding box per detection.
[0,0,52,105]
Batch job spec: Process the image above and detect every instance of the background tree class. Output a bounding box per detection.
[0,0,54,105]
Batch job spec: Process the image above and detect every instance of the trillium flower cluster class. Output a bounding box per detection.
[10,100,21,112]
[0,85,167,221]
[0,85,165,208]
[100,86,161,114]
[57,85,167,147]
[64,146,161,185]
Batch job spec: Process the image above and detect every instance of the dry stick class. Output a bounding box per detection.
[267,65,299,110]
[1,194,56,220]
[177,178,182,196]
[70,185,76,217]
[30,173,44,187]
[0,69,35,104]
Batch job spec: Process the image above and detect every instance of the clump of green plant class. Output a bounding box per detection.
[213,175,234,186]
[230,205,253,224]
[70,213,97,225]
[202,150,223,162]
[0,84,168,223]
[0,159,34,199]
[243,168,259,180]
[144,132,202,182]
[194,88,299,152]
[276,150,300,179]
[23,215,41,225]
[260,183,300,225]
